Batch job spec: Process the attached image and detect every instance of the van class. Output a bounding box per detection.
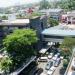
[37,57,48,62]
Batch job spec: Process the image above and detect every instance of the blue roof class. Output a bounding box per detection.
[42,25,75,37]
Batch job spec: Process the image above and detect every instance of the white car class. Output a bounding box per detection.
[60,56,64,60]
[54,58,61,67]
[48,53,53,59]
[54,54,58,57]
[52,56,57,61]
[52,53,60,61]
[47,66,56,75]
[37,57,48,62]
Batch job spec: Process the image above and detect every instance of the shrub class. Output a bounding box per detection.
[63,59,68,69]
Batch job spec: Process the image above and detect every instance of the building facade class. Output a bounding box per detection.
[0,15,48,49]
[39,8,63,21]
[61,11,75,24]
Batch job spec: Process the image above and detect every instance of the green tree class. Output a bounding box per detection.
[60,37,75,58]
[48,18,59,27]
[31,12,42,17]
[0,57,12,75]
[3,29,38,70]
[1,15,8,20]
[63,59,68,69]
[60,37,75,49]
[39,0,50,9]
[59,0,75,11]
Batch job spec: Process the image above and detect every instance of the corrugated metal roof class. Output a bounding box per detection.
[42,25,75,36]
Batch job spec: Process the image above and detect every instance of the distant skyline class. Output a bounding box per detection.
[0,0,58,7]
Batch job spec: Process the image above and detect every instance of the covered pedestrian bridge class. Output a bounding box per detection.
[42,25,75,44]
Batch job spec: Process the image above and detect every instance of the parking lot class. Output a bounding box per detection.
[37,61,63,75]
[38,51,63,75]
[37,56,63,75]
[53,60,63,75]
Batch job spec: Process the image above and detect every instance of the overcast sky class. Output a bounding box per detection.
[0,0,41,7]
[0,0,58,7]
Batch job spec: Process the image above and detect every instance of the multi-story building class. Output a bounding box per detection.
[0,15,48,49]
[39,8,63,21]
[62,11,75,24]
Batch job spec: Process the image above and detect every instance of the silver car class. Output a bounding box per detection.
[45,61,53,70]
[54,58,61,67]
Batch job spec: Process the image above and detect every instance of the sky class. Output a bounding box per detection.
[0,0,58,7]
[0,0,41,7]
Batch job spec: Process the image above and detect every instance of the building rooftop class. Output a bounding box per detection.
[0,15,46,26]
[67,11,75,17]
[42,25,75,37]
[39,8,63,13]
[0,19,30,26]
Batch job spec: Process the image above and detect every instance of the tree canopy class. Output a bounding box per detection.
[60,37,75,49]
[3,29,38,70]
[48,18,59,27]
[59,0,75,11]
[0,57,12,75]
[60,37,75,58]
[39,0,51,9]
[1,15,8,20]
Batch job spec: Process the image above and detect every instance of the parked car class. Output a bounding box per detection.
[45,61,53,70]
[48,53,53,59]
[52,56,57,61]
[57,53,60,57]
[37,57,48,62]
[54,58,61,67]
[47,66,56,75]
[33,68,43,75]
[54,53,60,58]
[52,53,60,61]
[60,56,64,60]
